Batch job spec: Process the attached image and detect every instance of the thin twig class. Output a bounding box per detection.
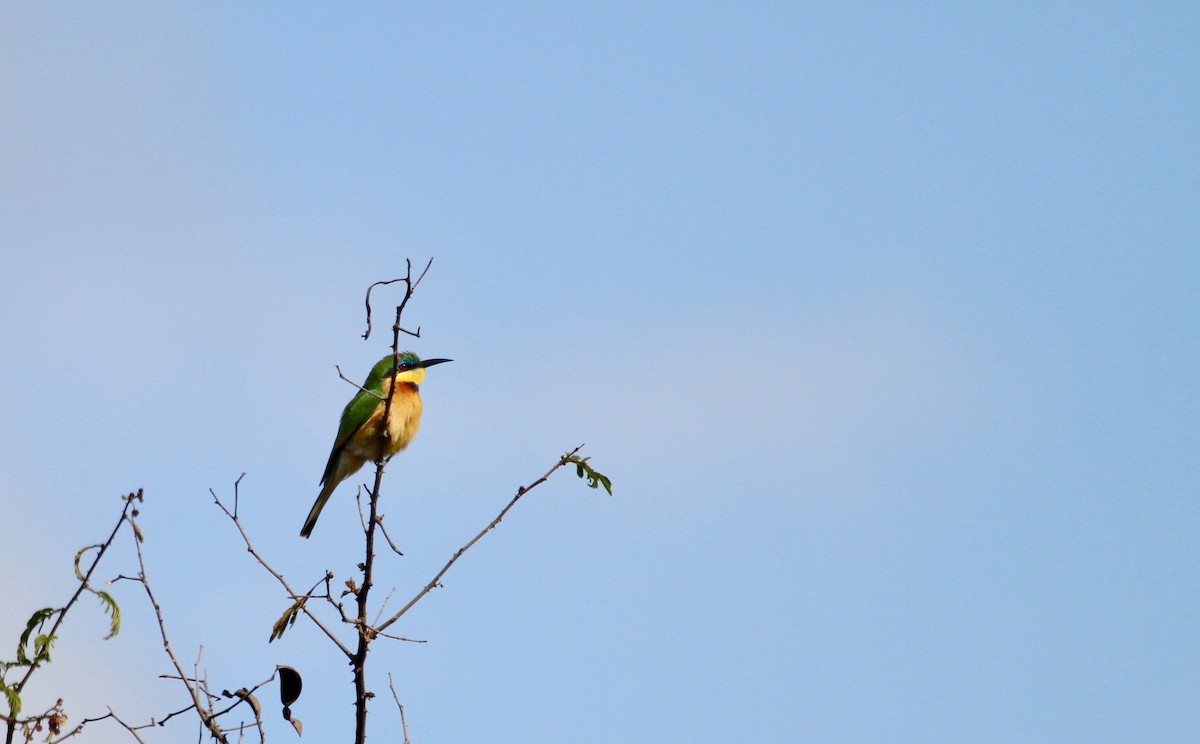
[372,629,426,643]
[156,675,220,703]
[157,672,208,686]
[210,488,353,658]
[57,713,109,742]
[356,487,370,533]
[5,701,67,743]
[373,587,396,627]
[388,674,412,744]
[154,702,199,726]
[193,648,205,724]
[377,446,585,634]
[335,365,386,400]
[58,704,164,743]
[362,258,433,340]
[376,516,405,557]
[213,669,276,719]
[131,520,229,744]
[233,472,246,518]
[319,572,352,624]
[107,708,148,744]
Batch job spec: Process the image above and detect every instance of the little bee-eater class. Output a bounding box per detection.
[300,352,451,538]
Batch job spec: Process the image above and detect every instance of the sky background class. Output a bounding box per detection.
[2,3,1198,742]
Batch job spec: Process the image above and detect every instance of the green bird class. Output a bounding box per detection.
[301,352,452,538]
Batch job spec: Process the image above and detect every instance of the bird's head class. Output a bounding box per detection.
[366,352,452,388]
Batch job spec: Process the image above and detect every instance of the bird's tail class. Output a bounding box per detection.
[299,481,337,538]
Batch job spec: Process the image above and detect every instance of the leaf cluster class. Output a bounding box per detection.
[567,454,613,495]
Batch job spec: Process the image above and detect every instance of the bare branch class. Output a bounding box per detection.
[362,258,433,340]
[377,445,585,634]
[153,702,198,727]
[356,487,369,533]
[351,259,433,743]
[319,572,353,624]
[336,364,386,400]
[212,668,276,736]
[373,630,426,644]
[233,472,246,518]
[376,515,405,557]
[373,587,396,627]
[210,488,353,658]
[5,700,69,743]
[388,674,412,744]
[129,519,229,744]
[59,702,184,743]
[106,708,148,744]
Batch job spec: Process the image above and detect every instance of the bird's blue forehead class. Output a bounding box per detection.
[391,352,419,370]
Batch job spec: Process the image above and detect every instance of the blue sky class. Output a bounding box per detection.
[2,3,1198,742]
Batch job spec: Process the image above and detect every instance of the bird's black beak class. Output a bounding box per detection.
[417,358,452,368]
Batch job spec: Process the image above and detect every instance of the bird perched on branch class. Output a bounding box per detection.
[300,352,452,538]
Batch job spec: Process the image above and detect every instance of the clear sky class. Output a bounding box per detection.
[2,3,1198,742]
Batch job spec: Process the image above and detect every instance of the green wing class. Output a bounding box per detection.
[319,389,381,485]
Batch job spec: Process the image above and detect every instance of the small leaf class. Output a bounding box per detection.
[73,545,100,582]
[17,608,55,666]
[270,599,306,643]
[0,678,20,718]
[566,455,613,496]
[94,590,121,639]
[32,635,55,664]
[592,471,613,495]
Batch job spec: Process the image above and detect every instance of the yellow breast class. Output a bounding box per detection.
[346,383,423,461]
[383,383,423,455]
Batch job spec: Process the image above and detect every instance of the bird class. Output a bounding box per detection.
[300,352,451,538]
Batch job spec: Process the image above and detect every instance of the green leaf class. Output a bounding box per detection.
[0,678,20,718]
[566,454,613,496]
[74,544,100,582]
[17,608,55,666]
[94,590,121,640]
[269,598,307,643]
[592,471,613,495]
[32,635,55,664]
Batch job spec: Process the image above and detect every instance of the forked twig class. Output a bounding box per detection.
[362,258,433,340]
